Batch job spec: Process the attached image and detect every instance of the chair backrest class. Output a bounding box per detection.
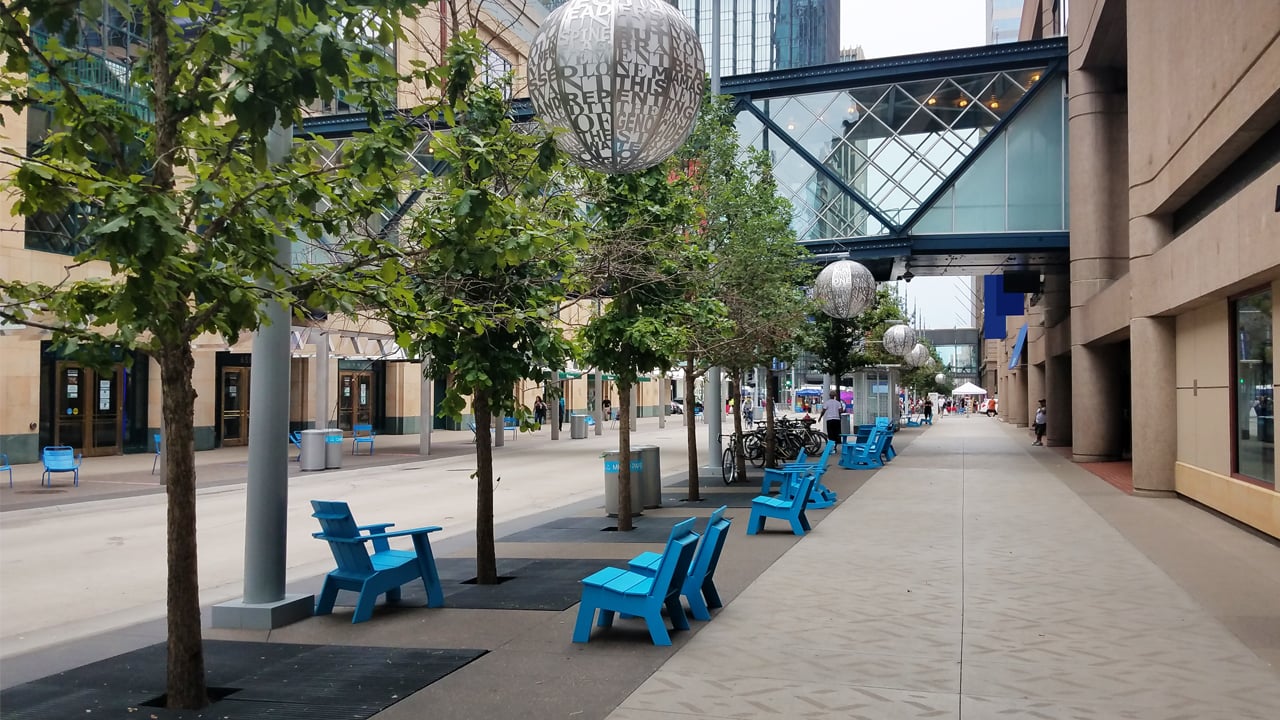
[875,416,890,429]
[687,506,731,588]
[790,473,818,513]
[0,452,10,469]
[652,518,700,600]
[793,448,808,464]
[43,446,76,469]
[311,500,375,575]
[354,424,373,437]
[814,440,835,465]
[154,433,162,453]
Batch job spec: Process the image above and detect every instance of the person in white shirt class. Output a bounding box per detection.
[1033,399,1047,445]
[821,391,844,446]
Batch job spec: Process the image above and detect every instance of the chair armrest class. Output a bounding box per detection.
[364,526,443,540]
[358,523,395,533]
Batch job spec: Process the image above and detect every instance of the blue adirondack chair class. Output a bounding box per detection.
[747,472,817,536]
[875,417,897,460]
[352,424,375,455]
[1,452,11,488]
[310,500,445,623]
[573,517,700,646]
[289,431,302,461]
[762,440,837,508]
[840,427,887,470]
[40,446,81,487]
[628,506,732,621]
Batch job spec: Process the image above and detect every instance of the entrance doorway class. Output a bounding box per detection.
[338,370,375,431]
[220,367,250,446]
[53,362,123,456]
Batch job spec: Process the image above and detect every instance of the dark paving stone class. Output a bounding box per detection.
[658,491,762,508]
[497,515,696,544]
[665,472,766,489]
[0,640,484,720]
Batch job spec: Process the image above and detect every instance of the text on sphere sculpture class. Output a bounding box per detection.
[527,0,705,174]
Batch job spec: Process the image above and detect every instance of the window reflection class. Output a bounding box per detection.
[1234,289,1274,486]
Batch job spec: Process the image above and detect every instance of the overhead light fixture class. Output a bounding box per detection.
[786,122,795,130]
[926,97,937,105]
[1031,73,1041,82]
[958,99,968,108]
[989,98,1000,109]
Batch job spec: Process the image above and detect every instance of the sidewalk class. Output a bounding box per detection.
[2,415,1278,719]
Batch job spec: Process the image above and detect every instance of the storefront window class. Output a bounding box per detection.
[1233,289,1274,486]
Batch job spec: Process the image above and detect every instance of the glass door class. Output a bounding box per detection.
[220,367,250,446]
[337,370,374,431]
[54,362,122,456]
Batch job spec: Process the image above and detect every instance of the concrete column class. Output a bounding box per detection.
[1069,70,1129,311]
[493,411,504,447]
[1006,366,1028,427]
[593,371,603,436]
[1130,317,1177,495]
[418,364,432,456]
[1071,342,1124,462]
[1027,361,1045,427]
[1045,353,1072,447]
[312,333,329,428]
[629,384,638,431]
[706,367,722,465]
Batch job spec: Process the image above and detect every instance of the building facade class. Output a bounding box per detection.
[997,0,1280,539]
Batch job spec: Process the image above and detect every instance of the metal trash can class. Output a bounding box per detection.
[603,450,644,517]
[300,429,327,471]
[325,430,344,469]
[633,444,662,509]
[570,414,588,439]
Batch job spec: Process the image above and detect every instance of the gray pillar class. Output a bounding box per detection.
[629,384,638,431]
[658,374,666,429]
[593,370,603,436]
[549,380,561,440]
[493,412,505,447]
[1046,352,1073,447]
[1071,342,1123,462]
[213,123,312,629]
[418,362,432,456]
[706,367,722,464]
[1131,317,1177,495]
[1006,363,1028,427]
[710,0,721,96]
[1069,70,1128,312]
[313,332,329,429]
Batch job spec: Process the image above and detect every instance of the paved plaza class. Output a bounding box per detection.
[2,415,1278,719]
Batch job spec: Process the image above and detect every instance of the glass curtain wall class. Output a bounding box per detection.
[1234,289,1274,486]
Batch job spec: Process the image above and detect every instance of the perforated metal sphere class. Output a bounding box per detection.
[527,0,705,174]
[813,260,877,319]
[904,343,931,368]
[935,373,947,384]
[882,324,916,356]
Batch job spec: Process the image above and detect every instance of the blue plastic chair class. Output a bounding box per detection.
[40,446,81,487]
[151,433,161,475]
[1,453,11,488]
[311,500,444,623]
[352,424,375,455]
[573,518,700,645]
[628,506,732,621]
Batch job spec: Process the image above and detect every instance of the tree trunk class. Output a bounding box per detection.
[617,378,634,531]
[684,355,700,501]
[765,372,779,467]
[472,390,498,583]
[731,370,746,481]
[158,344,207,709]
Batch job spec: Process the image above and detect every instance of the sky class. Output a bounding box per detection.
[840,0,987,329]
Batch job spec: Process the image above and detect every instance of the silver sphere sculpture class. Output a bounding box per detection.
[527,0,705,174]
[814,260,878,319]
[882,324,916,356]
[904,343,931,368]
[934,373,947,384]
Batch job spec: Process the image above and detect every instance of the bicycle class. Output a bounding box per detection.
[720,434,753,485]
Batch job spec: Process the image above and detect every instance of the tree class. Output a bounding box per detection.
[580,164,703,531]
[0,0,422,708]
[382,31,585,584]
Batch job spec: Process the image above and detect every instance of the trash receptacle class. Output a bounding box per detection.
[633,444,662,509]
[603,450,644,517]
[325,430,344,469]
[571,414,588,439]
[300,429,327,471]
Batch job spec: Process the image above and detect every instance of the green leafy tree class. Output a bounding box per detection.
[0,0,422,708]
[383,32,586,583]
[580,164,703,531]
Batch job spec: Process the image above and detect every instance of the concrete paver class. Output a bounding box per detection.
[1,414,1278,720]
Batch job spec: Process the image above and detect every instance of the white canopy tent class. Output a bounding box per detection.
[950,381,988,396]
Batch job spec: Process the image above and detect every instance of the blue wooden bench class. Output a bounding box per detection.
[40,446,81,487]
[761,440,837,509]
[352,424,375,455]
[1,452,11,488]
[747,472,818,536]
[467,419,517,442]
[839,426,889,470]
[573,517,700,645]
[310,499,444,623]
[627,506,732,621]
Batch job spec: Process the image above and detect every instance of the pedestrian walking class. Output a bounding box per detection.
[533,396,547,425]
[1033,399,1047,445]
[821,391,843,446]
